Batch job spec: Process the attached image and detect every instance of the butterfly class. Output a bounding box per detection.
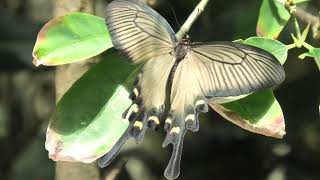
[98,0,285,179]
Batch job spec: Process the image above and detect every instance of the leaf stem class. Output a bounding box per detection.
[176,0,210,41]
[276,0,320,40]
[314,58,320,71]
[302,41,313,50]
[286,43,297,50]
[294,18,302,40]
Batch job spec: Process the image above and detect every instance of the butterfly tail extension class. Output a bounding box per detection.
[162,91,210,179]
[162,114,186,180]
[98,126,132,167]
[98,106,146,168]
[164,132,185,180]
[99,78,148,167]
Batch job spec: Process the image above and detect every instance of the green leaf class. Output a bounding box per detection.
[32,12,112,66]
[45,51,140,163]
[306,48,320,59]
[244,37,288,64]
[211,90,285,138]
[256,0,291,39]
[302,48,320,70]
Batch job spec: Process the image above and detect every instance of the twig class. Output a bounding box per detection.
[292,7,320,39]
[315,58,320,71]
[176,0,210,41]
[276,0,320,39]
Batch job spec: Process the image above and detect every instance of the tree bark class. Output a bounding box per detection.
[53,0,100,180]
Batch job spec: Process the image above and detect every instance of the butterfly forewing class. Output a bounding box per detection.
[189,42,285,98]
[106,0,177,63]
[167,42,285,130]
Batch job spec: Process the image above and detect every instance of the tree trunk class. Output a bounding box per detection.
[53,0,100,180]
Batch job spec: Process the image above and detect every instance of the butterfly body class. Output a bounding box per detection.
[99,0,285,179]
[174,38,191,60]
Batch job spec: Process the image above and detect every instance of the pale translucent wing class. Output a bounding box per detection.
[102,0,178,177]
[166,42,285,134]
[162,42,285,179]
[161,56,209,180]
[106,0,176,63]
[98,53,176,167]
[190,42,285,98]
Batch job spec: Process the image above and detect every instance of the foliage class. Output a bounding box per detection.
[32,13,112,66]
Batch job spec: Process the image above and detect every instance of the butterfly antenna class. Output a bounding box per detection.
[167,2,180,29]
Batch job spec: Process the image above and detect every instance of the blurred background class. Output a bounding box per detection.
[0,0,319,180]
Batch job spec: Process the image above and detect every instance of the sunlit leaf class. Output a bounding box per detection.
[212,90,285,138]
[45,51,140,163]
[33,13,112,66]
[244,37,288,64]
[301,47,320,70]
[256,0,291,39]
[306,47,320,59]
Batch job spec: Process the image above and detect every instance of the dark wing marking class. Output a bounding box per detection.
[106,0,177,63]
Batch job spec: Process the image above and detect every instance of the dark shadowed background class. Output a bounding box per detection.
[0,0,319,180]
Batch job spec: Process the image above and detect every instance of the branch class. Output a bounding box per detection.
[176,0,210,41]
[276,0,320,39]
[292,7,320,39]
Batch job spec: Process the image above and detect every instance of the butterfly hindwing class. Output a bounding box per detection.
[106,0,177,63]
[98,53,177,167]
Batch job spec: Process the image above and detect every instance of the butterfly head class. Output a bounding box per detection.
[174,35,192,60]
[181,34,192,45]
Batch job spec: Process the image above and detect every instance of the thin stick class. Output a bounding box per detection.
[276,0,320,39]
[292,7,320,39]
[176,0,210,41]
